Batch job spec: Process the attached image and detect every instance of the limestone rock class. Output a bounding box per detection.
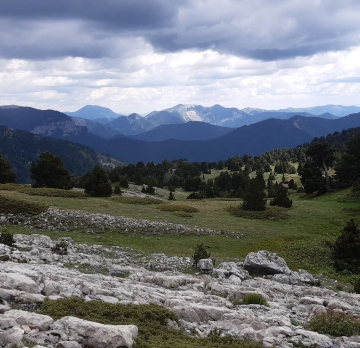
[215,262,251,280]
[0,272,39,293]
[244,250,291,275]
[2,310,54,331]
[197,258,213,274]
[52,316,138,348]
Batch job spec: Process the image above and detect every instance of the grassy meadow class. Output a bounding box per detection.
[1,178,359,283]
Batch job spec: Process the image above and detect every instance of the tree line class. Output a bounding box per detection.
[1,127,360,205]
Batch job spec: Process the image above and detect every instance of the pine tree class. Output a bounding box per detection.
[0,153,16,184]
[30,152,72,189]
[242,176,267,211]
[270,184,293,208]
[332,219,360,274]
[84,165,112,197]
[306,142,335,193]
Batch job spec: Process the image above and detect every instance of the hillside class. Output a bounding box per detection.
[131,121,234,141]
[0,126,123,183]
[74,113,360,163]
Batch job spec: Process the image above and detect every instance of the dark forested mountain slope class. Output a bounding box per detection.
[0,126,122,183]
[131,122,234,142]
[1,106,360,165]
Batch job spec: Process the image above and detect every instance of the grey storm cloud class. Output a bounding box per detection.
[1,0,360,61]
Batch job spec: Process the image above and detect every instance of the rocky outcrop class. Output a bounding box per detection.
[52,316,137,348]
[0,235,360,348]
[244,250,291,275]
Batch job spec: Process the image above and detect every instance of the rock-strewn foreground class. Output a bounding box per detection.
[0,223,360,347]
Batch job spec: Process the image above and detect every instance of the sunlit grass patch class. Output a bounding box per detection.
[0,194,48,215]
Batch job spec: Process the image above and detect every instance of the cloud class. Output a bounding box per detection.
[1,0,360,61]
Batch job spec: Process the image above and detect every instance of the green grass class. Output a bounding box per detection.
[0,193,48,215]
[1,185,360,281]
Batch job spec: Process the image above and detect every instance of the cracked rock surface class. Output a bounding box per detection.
[0,233,360,347]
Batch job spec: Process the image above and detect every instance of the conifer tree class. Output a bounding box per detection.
[84,165,112,197]
[332,219,360,274]
[242,174,266,211]
[0,153,16,184]
[270,184,293,208]
[30,152,72,189]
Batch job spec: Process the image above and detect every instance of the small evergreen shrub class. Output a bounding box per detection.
[186,192,204,200]
[241,293,268,306]
[112,196,162,205]
[114,185,122,195]
[269,185,293,208]
[353,278,360,294]
[0,228,15,247]
[51,242,68,255]
[38,297,262,348]
[297,186,305,193]
[158,204,199,213]
[168,191,176,201]
[193,244,211,265]
[306,310,360,337]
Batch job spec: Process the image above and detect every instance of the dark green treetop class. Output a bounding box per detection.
[30,152,72,189]
[0,153,16,184]
[84,165,112,197]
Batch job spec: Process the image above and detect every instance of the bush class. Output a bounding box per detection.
[51,242,68,255]
[353,278,360,294]
[119,177,129,188]
[168,191,176,201]
[112,196,162,205]
[193,244,210,265]
[0,228,15,247]
[158,204,199,213]
[0,194,48,215]
[332,219,360,273]
[114,185,122,195]
[38,298,262,348]
[241,293,268,306]
[186,192,204,200]
[269,185,293,208]
[19,187,87,198]
[306,310,360,337]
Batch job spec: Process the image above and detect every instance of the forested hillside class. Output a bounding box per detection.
[0,126,122,183]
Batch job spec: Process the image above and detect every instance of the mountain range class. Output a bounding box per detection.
[1,105,360,164]
[63,104,360,138]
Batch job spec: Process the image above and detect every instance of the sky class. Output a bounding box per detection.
[1,0,360,115]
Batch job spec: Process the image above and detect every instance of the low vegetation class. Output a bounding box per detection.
[158,204,199,213]
[306,310,360,337]
[227,205,288,220]
[19,187,87,198]
[111,196,163,205]
[39,298,262,348]
[0,227,15,247]
[0,194,48,215]
[231,293,269,307]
